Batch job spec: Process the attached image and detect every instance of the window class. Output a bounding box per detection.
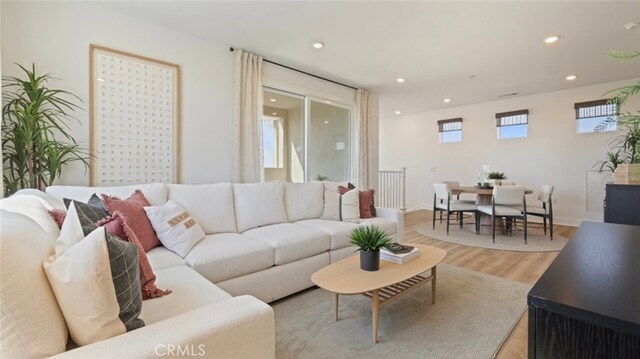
[496,110,528,139]
[575,99,618,133]
[438,118,463,143]
[262,89,353,182]
[262,116,283,168]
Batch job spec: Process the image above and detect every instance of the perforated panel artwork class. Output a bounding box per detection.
[90,45,179,185]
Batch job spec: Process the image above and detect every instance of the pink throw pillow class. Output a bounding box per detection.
[49,209,66,229]
[101,190,160,252]
[97,212,170,300]
[96,213,127,240]
[338,186,376,219]
[359,189,376,219]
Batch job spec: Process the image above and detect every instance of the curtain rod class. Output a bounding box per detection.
[229,47,358,91]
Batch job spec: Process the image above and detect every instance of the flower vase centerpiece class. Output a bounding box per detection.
[349,226,392,271]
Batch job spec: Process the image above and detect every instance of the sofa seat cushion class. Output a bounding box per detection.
[242,223,331,265]
[46,183,168,206]
[185,233,275,283]
[140,266,231,325]
[295,219,358,250]
[146,246,186,271]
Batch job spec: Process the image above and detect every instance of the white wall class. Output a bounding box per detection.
[380,79,640,226]
[1,1,234,185]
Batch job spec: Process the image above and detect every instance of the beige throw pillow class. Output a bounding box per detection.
[43,208,144,346]
[144,200,206,258]
[340,188,362,223]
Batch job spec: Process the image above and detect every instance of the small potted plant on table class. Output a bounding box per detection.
[486,172,507,187]
[349,226,392,271]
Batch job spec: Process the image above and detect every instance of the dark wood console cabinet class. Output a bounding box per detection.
[527,222,640,359]
[604,183,640,226]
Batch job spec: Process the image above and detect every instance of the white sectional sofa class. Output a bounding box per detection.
[0,181,403,358]
[45,181,404,303]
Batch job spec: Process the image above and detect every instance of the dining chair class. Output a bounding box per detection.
[519,185,554,240]
[432,183,477,235]
[477,186,527,243]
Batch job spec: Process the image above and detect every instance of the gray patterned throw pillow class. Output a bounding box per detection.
[105,232,145,331]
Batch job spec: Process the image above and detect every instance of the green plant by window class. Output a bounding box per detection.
[2,64,89,196]
[487,172,507,180]
[594,45,640,171]
[349,226,391,252]
[314,174,329,181]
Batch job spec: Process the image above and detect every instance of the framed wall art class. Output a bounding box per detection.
[89,44,180,186]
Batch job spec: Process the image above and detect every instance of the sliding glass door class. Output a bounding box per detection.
[307,100,351,182]
[262,89,352,182]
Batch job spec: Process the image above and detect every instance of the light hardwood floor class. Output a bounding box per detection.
[403,210,577,359]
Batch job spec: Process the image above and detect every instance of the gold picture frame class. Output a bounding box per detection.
[89,44,180,185]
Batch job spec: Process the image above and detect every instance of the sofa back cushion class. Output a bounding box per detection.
[0,210,68,358]
[233,182,287,233]
[284,182,324,222]
[46,183,168,206]
[167,183,237,234]
[0,194,61,238]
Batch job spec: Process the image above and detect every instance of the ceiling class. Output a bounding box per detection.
[95,1,640,117]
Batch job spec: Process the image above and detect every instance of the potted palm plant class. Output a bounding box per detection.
[349,226,392,271]
[2,64,89,196]
[594,46,640,183]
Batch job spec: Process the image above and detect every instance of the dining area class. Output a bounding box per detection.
[430,179,555,245]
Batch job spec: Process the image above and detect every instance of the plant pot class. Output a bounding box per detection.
[360,250,380,271]
[613,164,640,184]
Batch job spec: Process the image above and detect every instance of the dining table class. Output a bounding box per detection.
[451,186,534,235]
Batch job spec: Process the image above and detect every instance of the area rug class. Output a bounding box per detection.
[272,263,530,359]
[415,223,568,252]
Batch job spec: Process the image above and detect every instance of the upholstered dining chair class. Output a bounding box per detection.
[477,186,527,243]
[520,185,554,240]
[433,183,477,235]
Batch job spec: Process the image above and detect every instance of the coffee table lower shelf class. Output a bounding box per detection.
[333,267,437,343]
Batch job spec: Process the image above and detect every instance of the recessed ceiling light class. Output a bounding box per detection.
[325,100,331,104]
[566,75,577,81]
[544,36,559,44]
[396,78,405,83]
[269,98,276,102]
[395,110,401,115]
[97,78,105,82]
[324,120,329,124]
[443,98,451,103]
[272,112,277,115]
[312,42,324,49]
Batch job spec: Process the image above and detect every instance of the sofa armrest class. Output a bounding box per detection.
[51,295,274,359]
[375,207,405,243]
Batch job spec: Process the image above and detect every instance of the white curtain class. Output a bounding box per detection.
[354,88,379,190]
[232,49,264,183]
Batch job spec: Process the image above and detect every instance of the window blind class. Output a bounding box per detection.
[574,99,617,119]
[438,118,463,132]
[496,110,528,127]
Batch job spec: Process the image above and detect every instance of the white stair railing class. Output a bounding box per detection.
[377,167,406,212]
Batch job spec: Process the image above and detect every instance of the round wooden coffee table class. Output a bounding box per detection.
[311,244,447,343]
